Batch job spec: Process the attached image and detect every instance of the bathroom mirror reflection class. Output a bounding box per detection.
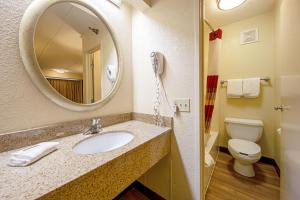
[34,2,119,104]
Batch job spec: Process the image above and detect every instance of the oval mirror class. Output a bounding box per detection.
[20,0,122,111]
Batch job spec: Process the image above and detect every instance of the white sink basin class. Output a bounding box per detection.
[73,131,134,155]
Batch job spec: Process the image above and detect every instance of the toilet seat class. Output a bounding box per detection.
[228,139,261,158]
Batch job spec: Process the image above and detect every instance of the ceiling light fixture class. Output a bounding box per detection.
[52,69,69,74]
[217,0,247,10]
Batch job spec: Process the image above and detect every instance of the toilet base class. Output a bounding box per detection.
[233,159,255,177]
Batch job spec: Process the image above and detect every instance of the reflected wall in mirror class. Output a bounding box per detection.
[34,2,118,104]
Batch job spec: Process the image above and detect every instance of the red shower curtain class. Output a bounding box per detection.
[205,29,222,133]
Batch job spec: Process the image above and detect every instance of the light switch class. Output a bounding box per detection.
[174,98,190,112]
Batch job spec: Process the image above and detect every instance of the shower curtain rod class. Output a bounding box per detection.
[204,19,214,32]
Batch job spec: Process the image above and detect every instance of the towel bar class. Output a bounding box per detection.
[220,77,270,85]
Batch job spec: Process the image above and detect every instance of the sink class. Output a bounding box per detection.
[73,131,134,155]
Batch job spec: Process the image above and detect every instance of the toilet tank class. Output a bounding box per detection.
[224,118,263,142]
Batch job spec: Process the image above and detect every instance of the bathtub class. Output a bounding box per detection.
[204,131,219,193]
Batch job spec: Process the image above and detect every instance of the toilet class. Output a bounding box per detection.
[224,117,263,177]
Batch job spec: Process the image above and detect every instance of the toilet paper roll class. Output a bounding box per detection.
[205,152,215,167]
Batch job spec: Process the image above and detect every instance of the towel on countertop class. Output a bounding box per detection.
[243,78,260,98]
[227,79,243,98]
[8,142,59,167]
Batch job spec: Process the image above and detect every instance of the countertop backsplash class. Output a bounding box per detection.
[0,112,172,153]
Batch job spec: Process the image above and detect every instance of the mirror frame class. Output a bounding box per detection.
[19,0,123,112]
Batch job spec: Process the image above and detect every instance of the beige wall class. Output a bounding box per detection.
[217,12,276,158]
[0,0,133,133]
[132,0,200,199]
[100,22,118,98]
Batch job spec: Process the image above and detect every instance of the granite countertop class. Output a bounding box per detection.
[0,120,171,200]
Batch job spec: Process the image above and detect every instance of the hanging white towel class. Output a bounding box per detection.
[8,142,59,167]
[243,78,260,98]
[227,79,243,98]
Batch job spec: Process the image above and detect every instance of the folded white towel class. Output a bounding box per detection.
[8,142,59,167]
[243,78,260,98]
[227,79,243,98]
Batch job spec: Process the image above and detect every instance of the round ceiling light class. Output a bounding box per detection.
[217,0,247,10]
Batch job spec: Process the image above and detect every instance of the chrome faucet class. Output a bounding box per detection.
[83,118,102,135]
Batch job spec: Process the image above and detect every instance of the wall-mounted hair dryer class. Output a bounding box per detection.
[150,52,164,76]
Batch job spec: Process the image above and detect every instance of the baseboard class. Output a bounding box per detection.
[113,181,165,200]
[219,146,280,177]
[260,156,281,177]
[219,146,230,154]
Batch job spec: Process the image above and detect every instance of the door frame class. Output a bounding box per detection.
[85,46,101,103]
[200,0,205,199]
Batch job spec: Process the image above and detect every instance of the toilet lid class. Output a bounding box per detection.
[228,139,261,156]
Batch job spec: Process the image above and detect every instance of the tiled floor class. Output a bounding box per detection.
[205,152,280,200]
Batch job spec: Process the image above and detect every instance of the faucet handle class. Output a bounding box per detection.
[92,118,101,125]
[92,118,102,132]
[83,118,102,135]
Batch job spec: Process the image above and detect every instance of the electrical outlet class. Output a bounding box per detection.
[174,98,190,112]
